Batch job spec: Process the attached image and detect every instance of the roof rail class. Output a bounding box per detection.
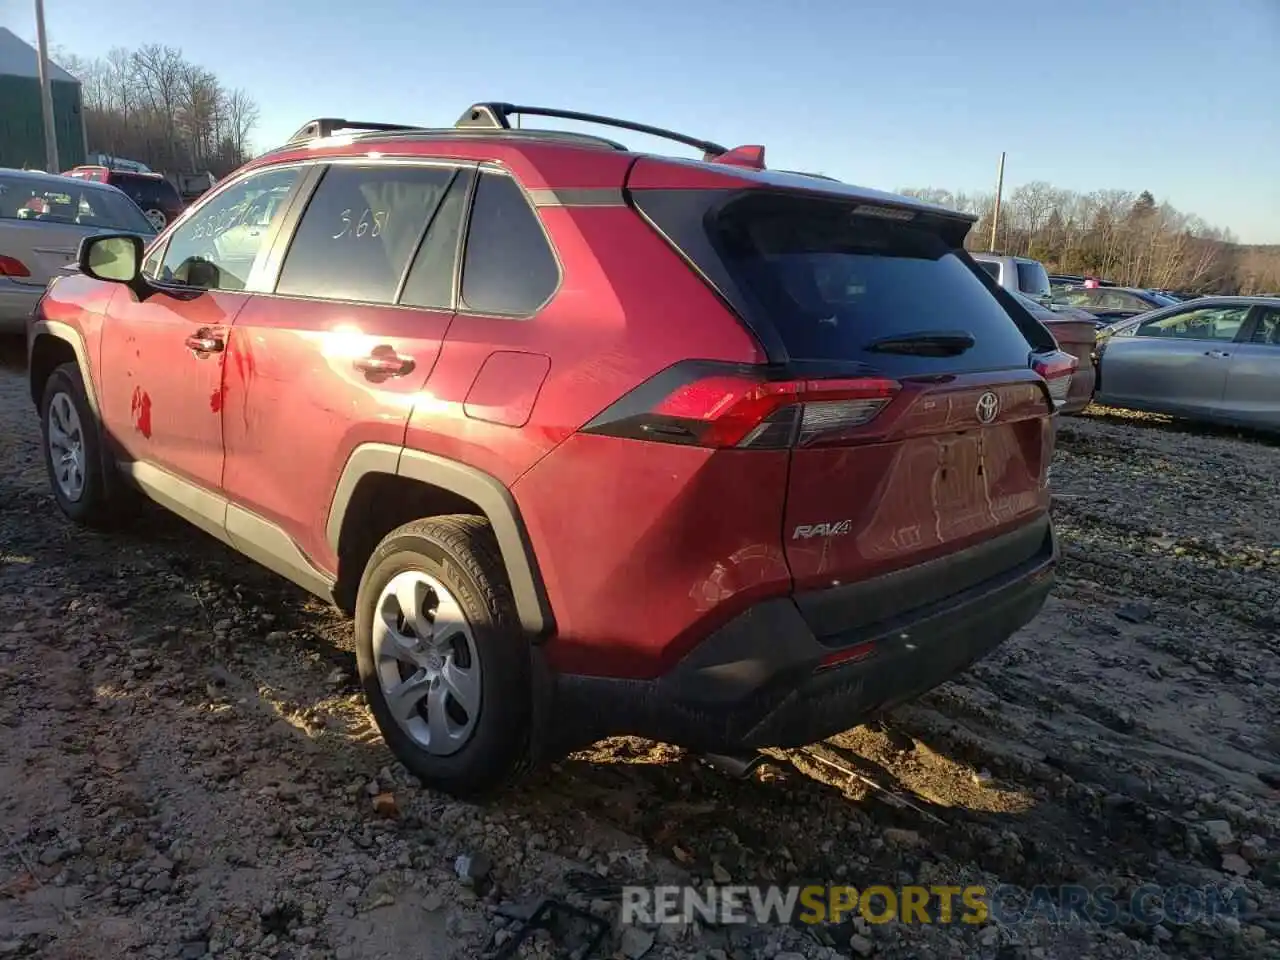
[284,118,421,145]
[777,170,840,181]
[456,102,729,158]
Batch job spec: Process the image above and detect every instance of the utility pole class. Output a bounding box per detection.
[34,0,60,172]
[989,151,1005,253]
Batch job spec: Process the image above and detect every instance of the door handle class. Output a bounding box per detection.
[1203,350,1231,359]
[354,346,415,378]
[185,330,224,354]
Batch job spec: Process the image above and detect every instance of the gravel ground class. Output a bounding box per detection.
[1,335,1276,960]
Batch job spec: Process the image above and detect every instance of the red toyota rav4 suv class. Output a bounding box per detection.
[29,103,1069,797]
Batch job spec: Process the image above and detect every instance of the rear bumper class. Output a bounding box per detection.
[544,518,1056,754]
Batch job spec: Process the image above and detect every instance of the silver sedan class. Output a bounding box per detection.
[1,168,156,333]
[1095,296,1280,431]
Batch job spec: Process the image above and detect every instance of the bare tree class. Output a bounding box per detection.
[50,43,260,178]
[894,180,1273,294]
[225,89,261,160]
[1010,181,1055,251]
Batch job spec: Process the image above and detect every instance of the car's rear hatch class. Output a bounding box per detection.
[625,162,1061,600]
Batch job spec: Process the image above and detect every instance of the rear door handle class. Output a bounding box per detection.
[185,330,224,354]
[1204,349,1231,359]
[354,346,415,378]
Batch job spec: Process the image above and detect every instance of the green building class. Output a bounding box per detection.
[0,27,86,171]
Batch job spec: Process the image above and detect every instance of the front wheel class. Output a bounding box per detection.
[39,363,120,526]
[354,516,534,798]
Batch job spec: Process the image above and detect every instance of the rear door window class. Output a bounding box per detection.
[277,164,456,304]
[712,193,1038,372]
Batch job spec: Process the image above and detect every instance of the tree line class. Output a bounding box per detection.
[56,44,260,179]
[898,183,1280,296]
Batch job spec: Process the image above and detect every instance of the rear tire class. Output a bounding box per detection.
[354,516,534,798]
[39,363,123,527]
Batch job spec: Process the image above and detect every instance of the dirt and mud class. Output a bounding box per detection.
[1,337,1276,960]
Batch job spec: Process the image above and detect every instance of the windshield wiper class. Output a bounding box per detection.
[865,331,976,357]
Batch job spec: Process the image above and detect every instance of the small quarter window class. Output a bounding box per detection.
[460,173,558,316]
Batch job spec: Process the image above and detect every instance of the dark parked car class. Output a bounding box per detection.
[64,167,185,231]
[30,101,1071,797]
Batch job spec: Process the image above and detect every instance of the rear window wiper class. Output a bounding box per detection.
[864,331,976,357]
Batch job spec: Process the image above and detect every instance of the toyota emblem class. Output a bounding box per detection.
[975,391,1000,424]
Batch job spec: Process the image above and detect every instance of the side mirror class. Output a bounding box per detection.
[78,233,143,285]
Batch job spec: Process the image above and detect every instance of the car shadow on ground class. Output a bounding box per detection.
[0,335,26,372]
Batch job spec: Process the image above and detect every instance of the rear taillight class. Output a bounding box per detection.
[1032,351,1077,409]
[583,362,900,449]
[0,256,31,278]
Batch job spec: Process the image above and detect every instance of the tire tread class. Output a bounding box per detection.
[357,514,536,798]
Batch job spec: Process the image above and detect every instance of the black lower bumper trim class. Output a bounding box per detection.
[542,522,1056,756]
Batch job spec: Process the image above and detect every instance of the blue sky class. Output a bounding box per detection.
[5,0,1278,243]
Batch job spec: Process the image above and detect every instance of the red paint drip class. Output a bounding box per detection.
[130,386,152,439]
[210,387,223,413]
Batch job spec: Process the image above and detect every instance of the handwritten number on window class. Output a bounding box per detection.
[332,208,387,240]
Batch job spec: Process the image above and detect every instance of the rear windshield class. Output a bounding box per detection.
[0,173,156,234]
[710,193,1038,372]
[1015,260,1051,297]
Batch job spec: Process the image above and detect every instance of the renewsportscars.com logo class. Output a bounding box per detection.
[621,883,1248,928]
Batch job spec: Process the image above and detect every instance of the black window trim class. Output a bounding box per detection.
[393,166,473,310]
[454,163,564,321]
[254,156,480,311]
[142,160,313,293]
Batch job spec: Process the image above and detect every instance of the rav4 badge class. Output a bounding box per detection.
[792,520,853,540]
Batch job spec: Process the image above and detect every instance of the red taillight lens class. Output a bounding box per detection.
[0,255,31,278]
[1032,350,1077,409]
[583,363,901,449]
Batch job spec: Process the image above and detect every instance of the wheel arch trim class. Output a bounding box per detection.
[28,320,101,419]
[327,444,554,639]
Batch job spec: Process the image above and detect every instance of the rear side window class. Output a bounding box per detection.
[977,260,1001,281]
[712,193,1038,372]
[460,172,558,316]
[1015,260,1050,297]
[277,164,456,304]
